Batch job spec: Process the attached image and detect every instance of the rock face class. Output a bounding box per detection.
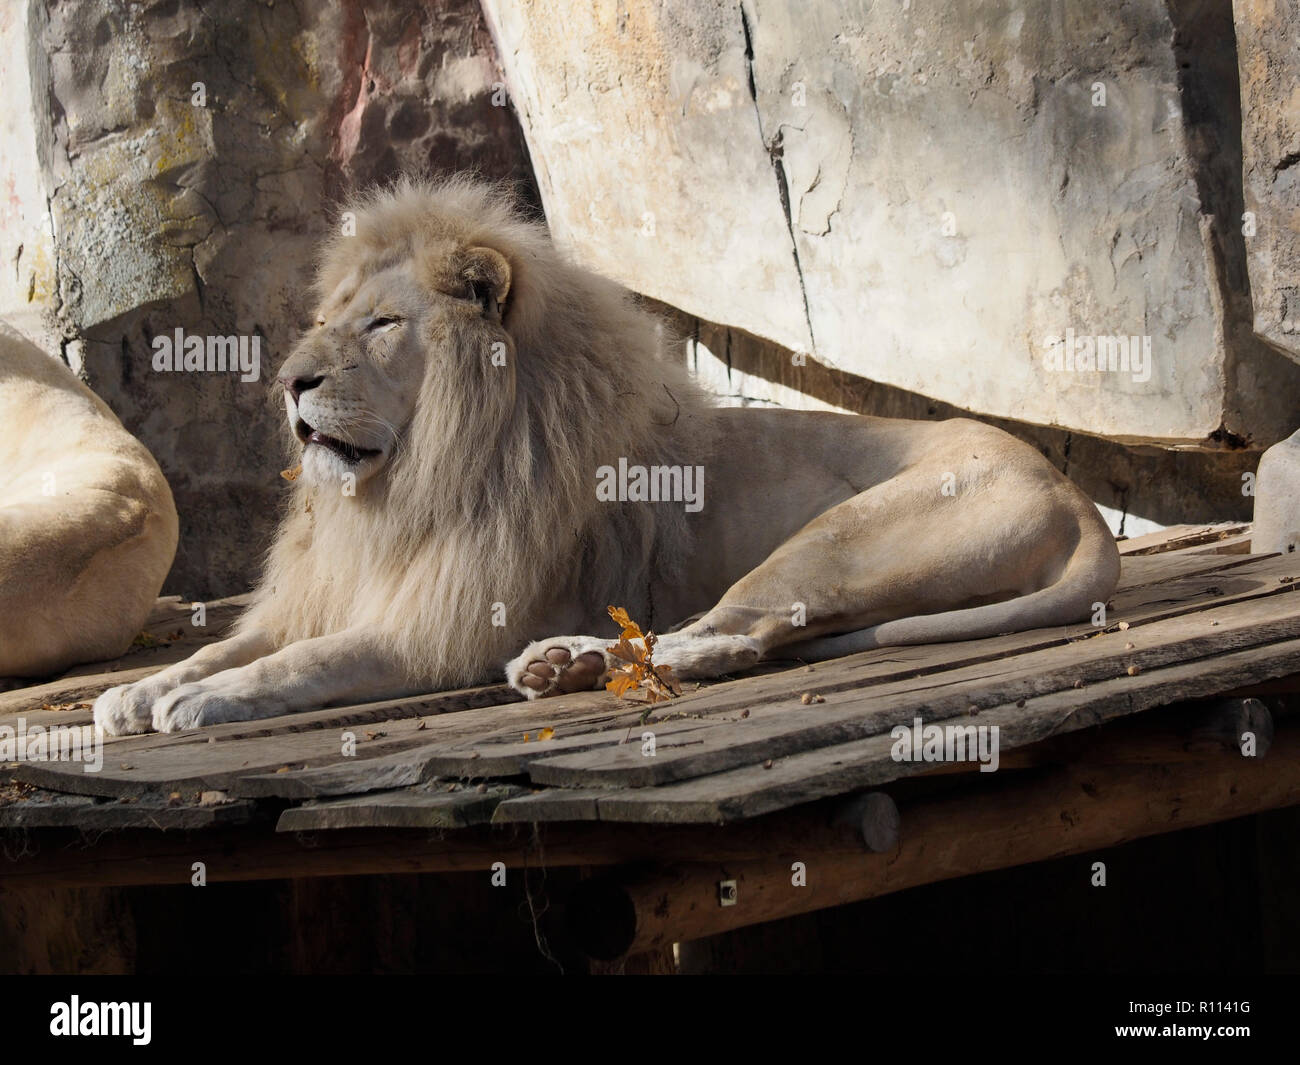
[1253,429,1300,554]
[0,0,534,597]
[483,0,1300,445]
[1234,0,1300,364]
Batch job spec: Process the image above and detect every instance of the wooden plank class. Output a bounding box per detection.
[488,788,607,824]
[1118,522,1250,555]
[494,642,1297,825]
[4,684,532,798]
[578,640,1300,822]
[1190,532,1253,555]
[521,589,1300,788]
[7,713,444,799]
[0,788,254,829]
[1114,549,1264,585]
[275,783,528,831]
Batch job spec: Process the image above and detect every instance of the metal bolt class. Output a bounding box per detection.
[718,879,738,907]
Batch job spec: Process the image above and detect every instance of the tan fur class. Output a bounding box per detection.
[0,321,178,677]
[94,177,1118,734]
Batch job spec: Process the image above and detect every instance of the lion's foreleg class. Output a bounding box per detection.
[93,628,278,735]
[146,629,416,733]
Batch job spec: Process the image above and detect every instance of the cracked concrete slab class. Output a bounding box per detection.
[484,0,1300,445]
[482,0,812,355]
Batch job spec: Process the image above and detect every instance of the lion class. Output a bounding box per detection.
[93,176,1120,735]
[1,321,178,678]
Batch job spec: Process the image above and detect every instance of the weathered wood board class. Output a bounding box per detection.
[3,534,1299,842]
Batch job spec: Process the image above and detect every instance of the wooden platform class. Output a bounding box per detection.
[4,520,1300,960]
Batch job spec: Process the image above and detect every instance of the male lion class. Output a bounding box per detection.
[94,178,1119,735]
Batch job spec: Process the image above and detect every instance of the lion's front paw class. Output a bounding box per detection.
[151,683,259,733]
[94,681,165,736]
[506,637,611,699]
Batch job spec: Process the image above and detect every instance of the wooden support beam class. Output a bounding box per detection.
[563,724,1300,960]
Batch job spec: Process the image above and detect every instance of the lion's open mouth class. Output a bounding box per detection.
[294,418,381,463]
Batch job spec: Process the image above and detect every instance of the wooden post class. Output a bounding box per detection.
[832,791,900,853]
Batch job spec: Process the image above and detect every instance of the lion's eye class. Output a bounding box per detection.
[465,282,497,317]
[365,316,403,333]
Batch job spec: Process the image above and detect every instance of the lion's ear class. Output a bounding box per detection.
[458,246,511,319]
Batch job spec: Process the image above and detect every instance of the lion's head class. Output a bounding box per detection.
[277,180,517,488]
[240,176,716,688]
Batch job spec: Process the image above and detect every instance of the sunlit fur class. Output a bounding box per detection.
[235,176,718,687]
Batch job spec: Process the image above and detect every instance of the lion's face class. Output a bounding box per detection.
[277,245,511,487]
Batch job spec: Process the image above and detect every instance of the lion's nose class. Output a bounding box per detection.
[282,374,325,401]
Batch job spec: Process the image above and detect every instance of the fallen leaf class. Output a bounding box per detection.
[604,606,682,705]
[281,464,303,481]
[538,727,555,741]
